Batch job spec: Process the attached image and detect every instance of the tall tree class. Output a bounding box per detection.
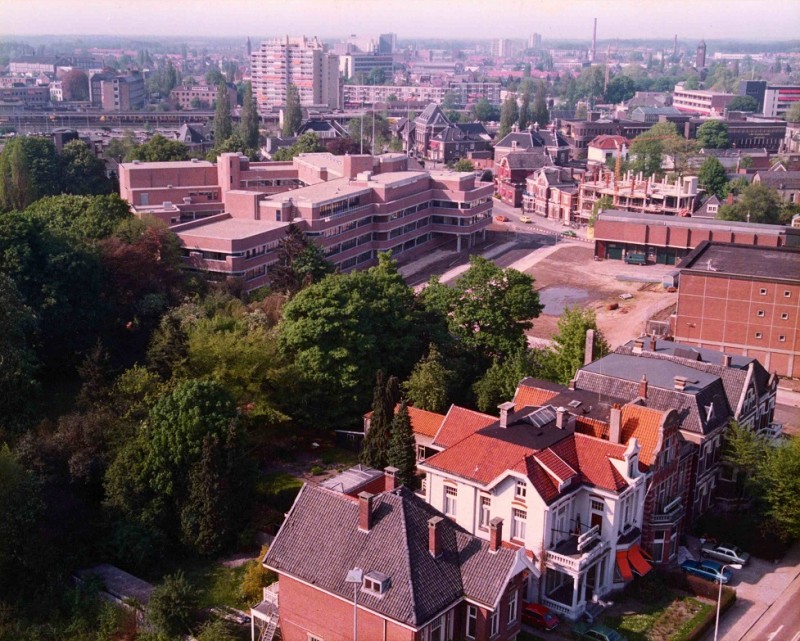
[60,68,89,101]
[60,140,113,196]
[473,351,536,413]
[146,571,196,638]
[717,182,786,225]
[360,371,399,469]
[125,134,189,162]
[0,136,62,212]
[629,121,680,178]
[283,84,302,137]
[727,95,759,112]
[269,222,333,295]
[471,97,498,122]
[213,82,233,144]
[696,120,730,149]
[538,306,610,385]
[498,95,519,138]
[387,401,417,488]
[697,157,729,198]
[518,92,530,131]
[402,344,452,413]
[531,81,550,127]
[238,81,260,149]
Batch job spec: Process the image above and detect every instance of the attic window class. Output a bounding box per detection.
[568,400,582,408]
[362,571,391,595]
[705,404,715,422]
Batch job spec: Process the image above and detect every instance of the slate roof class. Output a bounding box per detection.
[431,405,496,449]
[575,352,732,435]
[502,151,551,170]
[456,122,492,140]
[265,484,522,626]
[415,103,451,127]
[693,195,721,217]
[754,170,800,190]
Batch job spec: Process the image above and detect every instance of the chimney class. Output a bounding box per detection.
[428,516,444,558]
[489,517,503,553]
[568,378,576,391]
[722,354,732,367]
[358,492,374,532]
[384,466,399,491]
[632,338,644,355]
[638,375,648,399]
[556,406,567,429]
[498,401,515,428]
[649,335,657,351]
[609,403,622,444]
[674,376,688,392]
[584,329,596,365]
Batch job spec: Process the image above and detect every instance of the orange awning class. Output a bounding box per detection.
[628,544,653,577]
[616,550,633,581]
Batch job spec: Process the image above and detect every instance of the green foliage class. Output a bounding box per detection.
[696,120,730,149]
[471,97,499,122]
[347,112,391,153]
[388,401,417,488]
[697,157,729,199]
[518,92,530,131]
[271,132,325,161]
[452,159,475,172]
[213,83,233,144]
[206,133,259,162]
[278,253,433,426]
[590,195,614,227]
[0,136,62,212]
[60,140,114,196]
[282,84,302,137]
[727,95,759,112]
[125,134,190,162]
[238,81,260,149]
[538,307,609,385]
[786,102,800,123]
[531,81,549,127]
[195,620,237,641]
[402,344,453,413]
[629,122,683,178]
[360,371,399,469]
[473,351,536,413]
[717,181,787,225]
[604,75,636,104]
[146,571,196,638]
[240,546,274,606]
[759,436,800,541]
[498,95,519,138]
[269,223,334,294]
[421,256,542,364]
[24,194,131,240]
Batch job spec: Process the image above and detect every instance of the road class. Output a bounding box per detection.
[742,571,800,641]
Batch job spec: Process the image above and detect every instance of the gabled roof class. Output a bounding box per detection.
[754,170,800,190]
[265,484,522,626]
[620,404,665,469]
[589,135,630,150]
[501,151,551,170]
[415,103,452,127]
[431,405,496,449]
[408,406,447,438]
[456,122,491,139]
[513,378,564,411]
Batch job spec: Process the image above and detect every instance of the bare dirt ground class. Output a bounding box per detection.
[519,245,678,348]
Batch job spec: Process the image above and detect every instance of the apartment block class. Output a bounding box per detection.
[762,85,800,119]
[89,72,145,111]
[169,83,237,110]
[672,84,735,117]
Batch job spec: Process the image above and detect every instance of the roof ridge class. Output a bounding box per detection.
[395,490,418,624]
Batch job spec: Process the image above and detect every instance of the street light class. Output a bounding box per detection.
[713,562,742,641]
[345,567,363,641]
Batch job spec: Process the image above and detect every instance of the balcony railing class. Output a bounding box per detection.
[650,501,684,525]
[758,422,783,440]
[546,539,608,572]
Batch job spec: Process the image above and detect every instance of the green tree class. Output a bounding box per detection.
[538,307,610,385]
[472,351,535,413]
[518,92,530,131]
[604,75,636,104]
[696,120,730,149]
[387,401,417,488]
[196,620,238,641]
[0,136,62,212]
[269,222,334,294]
[205,66,225,87]
[238,81,260,149]
[442,91,460,110]
[629,121,680,177]
[452,159,475,172]
[402,344,453,413]
[589,195,614,227]
[718,181,786,225]
[347,112,391,153]
[471,97,498,122]
[785,103,800,123]
[271,131,325,161]
[240,546,273,605]
[760,437,800,540]
[24,194,131,240]
[360,371,399,469]
[531,81,549,127]
[421,256,542,363]
[126,134,189,162]
[697,156,729,198]
[213,83,233,144]
[498,95,519,138]
[727,95,759,112]
[146,571,196,638]
[283,84,302,137]
[60,140,113,196]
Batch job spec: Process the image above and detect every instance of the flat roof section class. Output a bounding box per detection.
[596,209,800,236]
[178,217,288,241]
[120,159,214,170]
[680,242,800,282]
[263,177,371,206]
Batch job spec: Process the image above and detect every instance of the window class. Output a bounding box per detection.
[781,313,789,320]
[755,332,763,339]
[591,499,604,512]
[760,288,767,296]
[779,335,786,342]
[362,571,391,595]
[489,609,500,637]
[479,496,491,530]
[512,508,527,541]
[429,615,444,641]
[515,479,527,500]
[652,530,666,563]
[308,635,323,641]
[444,486,457,516]
[466,605,478,639]
[508,589,518,623]
[757,310,765,318]
[785,290,791,298]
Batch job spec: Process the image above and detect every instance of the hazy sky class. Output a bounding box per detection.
[2,0,799,41]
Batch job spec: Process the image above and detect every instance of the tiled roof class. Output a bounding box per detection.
[502,151,551,170]
[265,484,521,626]
[755,170,800,190]
[415,103,451,127]
[620,405,664,469]
[575,416,609,438]
[513,379,563,411]
[432,405,496,449]
[550,434,629,493]
[408,406,446,438]
[589,135,630,150]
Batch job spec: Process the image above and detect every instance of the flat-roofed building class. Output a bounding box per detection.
[169,83,237,110]
[672,84,734,117]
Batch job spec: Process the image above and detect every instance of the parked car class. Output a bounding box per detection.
[495,215,509,222]
[700,542,750,566]
[519,215,532,223]
[561,230,577,237]
[575,623,627,641]
[680,559,732,584]
[521,603,560,631]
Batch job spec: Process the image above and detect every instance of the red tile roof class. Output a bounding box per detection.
[620,405,664,469]
[407,406,446,438]
[589,135,630,150]
[432,405,496,449]
[513,385,560,411]
[426,432,532,485]
[575,416,609,439]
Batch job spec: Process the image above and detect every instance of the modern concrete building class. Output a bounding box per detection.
[762,85,800,119]
[250,35,341,113]
[89,72,145,111]
[672,84,734,117]
[674,242,800,378]
[169,83,237,111]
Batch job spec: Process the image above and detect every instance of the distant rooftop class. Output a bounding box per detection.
[321,465,383,494]
[597,209,800,236]
[679,242,800,283]
[177,216,287,241]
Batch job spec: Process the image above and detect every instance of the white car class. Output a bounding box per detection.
[700,541,750,566]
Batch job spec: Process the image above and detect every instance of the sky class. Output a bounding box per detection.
[1,0,799,41]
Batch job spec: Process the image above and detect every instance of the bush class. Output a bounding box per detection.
[310,465,325,475]
[258,473,303,513]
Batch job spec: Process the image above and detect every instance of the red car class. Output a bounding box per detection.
[495,215,509,222]
[522,603,560,631]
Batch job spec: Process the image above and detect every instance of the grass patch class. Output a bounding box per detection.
[319,446,358,467]
[258,472,303,512]
[608,595,714,641]
[184,561,251,610]
[670,601,714,641]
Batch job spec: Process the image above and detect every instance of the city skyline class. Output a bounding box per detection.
[2,0,799,42]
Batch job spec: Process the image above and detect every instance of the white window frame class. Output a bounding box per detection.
[490,609,500,637]
[515,479,527,500]
[444,486,457,517]
[512,508,527,541]
[508,588,518,624]
[308,635,324,641]
[479,496,491,530]
[466,605,478,639]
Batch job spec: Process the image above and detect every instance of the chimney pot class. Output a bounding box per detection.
[722,354,732,367]
[358,492,374,532]
[498,401,515,428]
[384,466,399,491]
[428,516,444,557]
[489,516,503,552]
[638,375,648,399]
[633,339,644,355]
[568,378,576,391]
[556,406,567,429]
[610,403,622,444]
[674,376,687,391]
[649,335,657,351]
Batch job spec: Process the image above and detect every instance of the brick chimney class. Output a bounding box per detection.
[584,329,596,365]
[674,376,688,392]
[358,492,374,532]
[384,466,399,491]
[428,516,444,558]
[649,335,657,351]
[498,401,515,428]
[722,354,732,367]
[489,517,503,553]
[569,378,577,391]
[609,403,622,444]
[632,338,644,355]
[556,406,567,429]
[638,375,648,399]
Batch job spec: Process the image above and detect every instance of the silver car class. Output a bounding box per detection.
[700,541,750,566]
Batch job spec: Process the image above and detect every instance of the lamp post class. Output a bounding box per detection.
[345,567,363,641]
[714,562,742,641]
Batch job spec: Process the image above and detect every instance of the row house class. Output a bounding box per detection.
[522,167,580,224]
[262,479,533,641]
[428,122,493,165]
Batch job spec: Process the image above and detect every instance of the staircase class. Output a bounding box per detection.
[258,616,278,641]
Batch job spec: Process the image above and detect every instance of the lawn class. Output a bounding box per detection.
[607,596,712,641]
[184,560,253,610]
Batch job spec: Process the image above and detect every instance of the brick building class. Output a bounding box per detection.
[674,242,800,377]
[89,72,145,111]
[169,83,237,111]
[522,166,580,223]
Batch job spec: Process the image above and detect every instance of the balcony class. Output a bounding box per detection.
[546,532,608,573]
[758,422,783,440]
[650,499,684,525]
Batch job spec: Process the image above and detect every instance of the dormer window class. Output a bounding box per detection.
[362,571,391,595]
[515,479,527,500]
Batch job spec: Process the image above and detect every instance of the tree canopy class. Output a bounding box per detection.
[125,134,190,162]
[238,81,260,149]
[717,182,788,225]
[696,120,730,149]
[538,306,609,386]
[727,95,759,112]
[697,156,729,199]
[282,84,302,137]
[0,136,62,212]
[213,82,233,144]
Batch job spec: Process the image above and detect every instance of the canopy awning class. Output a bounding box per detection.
[616,550,633,581]
[628,544,653,577]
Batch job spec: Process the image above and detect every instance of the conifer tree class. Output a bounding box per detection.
[213,82,233,144]
[238,81,260,150]
[283,84,302,137]
[388,401,417,489]
[360,371,399,469]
